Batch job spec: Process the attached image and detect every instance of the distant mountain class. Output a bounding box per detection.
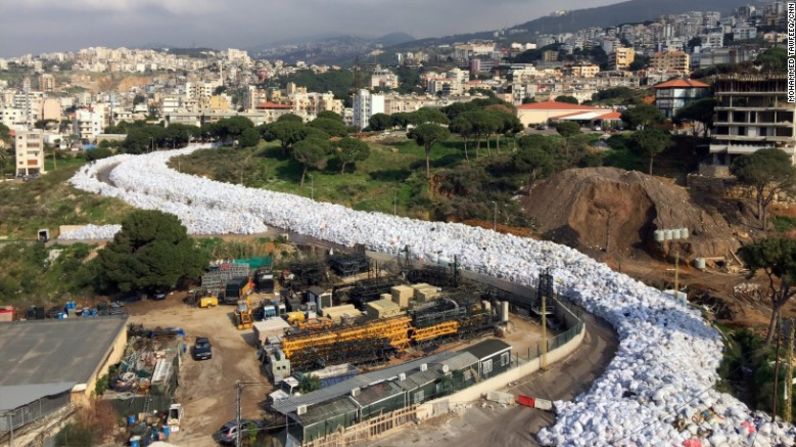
[248,32,415,65]
[392,0,756,50]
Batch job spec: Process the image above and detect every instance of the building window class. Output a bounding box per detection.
[463,370,472,381]
[414,390,424,403]
[500,352,510,367]
[483,359,493,375]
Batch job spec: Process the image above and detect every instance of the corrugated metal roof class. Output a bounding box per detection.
[462,339,512,361]
[273,350,460,415]
[0,382,75,411]
[0,317,128,388]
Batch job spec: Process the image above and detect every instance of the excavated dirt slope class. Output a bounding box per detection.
[522,167,740,261]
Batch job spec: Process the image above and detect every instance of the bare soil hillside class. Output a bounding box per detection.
[521,167,742,262]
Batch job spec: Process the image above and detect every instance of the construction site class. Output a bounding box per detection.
[112,237,580,447]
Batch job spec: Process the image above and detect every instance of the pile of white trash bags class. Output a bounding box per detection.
[69,145,796,446]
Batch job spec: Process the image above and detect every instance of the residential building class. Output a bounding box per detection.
[37,73,55,92]
[652,79,710,118]
[567,64,600,78]
[352,89,384,130]
[650,51,691,74]
[0,107,26,128]
[710,74,796,165]
[74,109,106,141]
[370,66,399,90]
[614,47,635,70]
[14,129,46,176]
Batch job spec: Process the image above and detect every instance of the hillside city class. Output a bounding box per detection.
[0,0,795,446]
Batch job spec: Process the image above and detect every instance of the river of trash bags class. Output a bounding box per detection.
[67,145,795,446]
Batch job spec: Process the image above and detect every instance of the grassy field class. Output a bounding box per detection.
[174,137,470,217]
[0,158,133,239]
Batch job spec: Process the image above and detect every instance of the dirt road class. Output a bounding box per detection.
[126,294,271,447]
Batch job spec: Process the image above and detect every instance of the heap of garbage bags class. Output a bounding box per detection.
[69,145,795,446]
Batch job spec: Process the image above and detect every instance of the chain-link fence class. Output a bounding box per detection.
[0,391,71,434]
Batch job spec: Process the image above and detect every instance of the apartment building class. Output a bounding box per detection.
[710,74,796,165]
[650,51,691,74]
[15,129,46,176]
[38,73,56,92]
[74,109,106,142]
[370,67,399,90]
[652,79,710,118]
[352,89,384,130]
[567,64,600,78]
[0,107,26,128]
[614,47,635,70]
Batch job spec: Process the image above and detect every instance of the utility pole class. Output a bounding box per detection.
[235,380,242,447]
[773,317,782,418]
[785,319,794,422]
[541,289,547,370]
[654,228,689,299]
[393,190,397,215]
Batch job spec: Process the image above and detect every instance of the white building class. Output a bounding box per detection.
[370,66,399,90]
[0,107,26,128]
[75,109,106,142]
[15,129,46,176]
[352,89,384,130]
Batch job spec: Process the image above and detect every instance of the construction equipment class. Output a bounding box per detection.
[201,263,250,295]
[286,311,306,325]
[199,295,219,308]
[225,277,254,305]
[235,298,254,330]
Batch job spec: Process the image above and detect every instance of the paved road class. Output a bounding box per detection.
[373,311,618,447]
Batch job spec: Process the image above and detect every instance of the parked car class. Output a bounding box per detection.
[213,419,262,445]
[192,337,212,361]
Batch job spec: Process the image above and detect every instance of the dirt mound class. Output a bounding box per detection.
[521,167,740,261]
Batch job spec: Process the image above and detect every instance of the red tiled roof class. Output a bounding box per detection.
[517,100,596,110]
[599,111,622,120]
[256,101,291,110]
[653,79,710,89]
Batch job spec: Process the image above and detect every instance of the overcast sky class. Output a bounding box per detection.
[0,0,621,57]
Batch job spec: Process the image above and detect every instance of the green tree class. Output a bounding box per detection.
[133,94,147,106]
[632,128,671,175]
[85,147,113,161]
[555,95,579,104]
[336,137,370,173]
[732,149,796,230]
[555,121,582,157]
[261,121,307,153]
[368,113,392,131]
[555,121,581,139]
[316,111,343,121]
[308,117,348,137]
[449,115,474,161]
[738,238,796,344]
[210,116,255,142]
[298,374,322,393]
[238,127,260,148]
[277,113,304,123]
[413,107,449,125]
[292,137,329,186]
[621,104,666,130]
[408,123,450,186]
[756,47,787,72]
[521,97,536,104]
[513,146,553,185]
[675,98,717,138]
[95,210,209,293]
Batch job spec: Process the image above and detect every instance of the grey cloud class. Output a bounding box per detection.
[0,0,619,57]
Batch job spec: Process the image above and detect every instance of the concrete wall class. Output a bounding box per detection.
[70,321,128,406]
[416,322,586,420]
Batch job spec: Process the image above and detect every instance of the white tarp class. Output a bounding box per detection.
[68,145,796,446]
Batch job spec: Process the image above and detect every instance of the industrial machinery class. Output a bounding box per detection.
[235,297,254,330]
[281,261,327,289]
[328,252,370,277]
[199,295,219,308]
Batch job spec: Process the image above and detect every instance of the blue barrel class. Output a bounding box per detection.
[127,414,137,426]
[162,425,171,439]
[129,436,141,447]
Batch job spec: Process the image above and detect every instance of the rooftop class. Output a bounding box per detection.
[0,317,128,387]
[462,338,512,360]
[517,100,597,111]
[653,79,710,89]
